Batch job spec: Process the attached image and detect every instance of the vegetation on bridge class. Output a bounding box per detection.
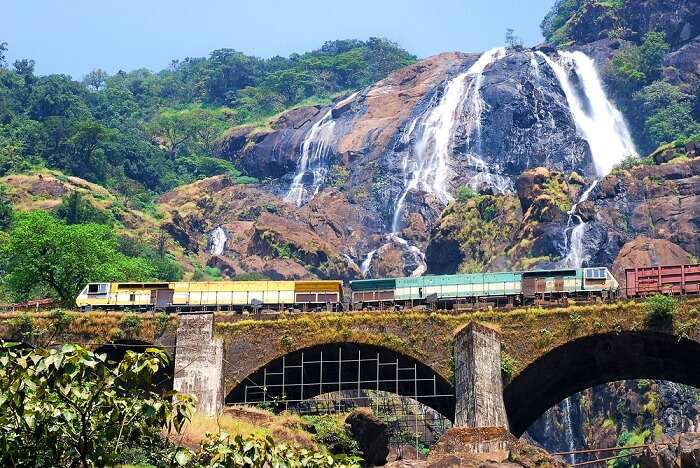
[216,297,700,387]
[0,310,177,348]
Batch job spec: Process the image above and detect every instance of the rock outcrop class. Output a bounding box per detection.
[612,236,695,292]
[582,156,700,268]
[554,0,700,51]
[346,408,390,467]
[384,427,568,468]
[640,433,700,468]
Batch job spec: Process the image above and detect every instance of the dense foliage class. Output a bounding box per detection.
[644,294,678,328]
[0,343,361,467]
[540,0,585,45]
[0,343,193,467]
[0,39,413,195]
[606,32,700,152]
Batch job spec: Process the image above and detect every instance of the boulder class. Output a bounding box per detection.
[271,105,321,130]
[422,427,567,468]
[612,236,694,293]
[346,408,390,467]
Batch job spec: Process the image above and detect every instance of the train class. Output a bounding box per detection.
[75,263,700,312]
[76,280,343,312]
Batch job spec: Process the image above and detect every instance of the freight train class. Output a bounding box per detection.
[75,263,700,312]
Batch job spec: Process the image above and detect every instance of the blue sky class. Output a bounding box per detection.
[4,0,556,78]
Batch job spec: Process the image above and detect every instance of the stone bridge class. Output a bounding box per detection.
[1,299,699,435]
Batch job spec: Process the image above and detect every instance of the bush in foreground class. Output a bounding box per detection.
[0,343,361,467]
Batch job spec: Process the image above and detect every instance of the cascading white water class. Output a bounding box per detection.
[539,50,636,267]
[285,92,358,206]
[391,47,507,234]
[389,234,427,277]
[208,227,228,256]
[284,109,336,206]
[360,249,377,277]
[377,49,507,278]
[562,180,599,268]
[562,398,577,465]
[537,51,636,176]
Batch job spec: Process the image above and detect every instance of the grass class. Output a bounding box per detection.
[174,408,315,450]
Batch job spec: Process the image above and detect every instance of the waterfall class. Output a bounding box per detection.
[539,49,636,266]
[562,180,599,268]
[284,109,336,206]
[537,51,637,176]
[208,227,227,256]
[285,92,358,206]
[391,47,507,233]
[360,249,377,277]
[562,397,577,465]
[389,234,427,277]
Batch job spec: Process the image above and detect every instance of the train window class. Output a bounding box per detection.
[87,283,109,295]
[129,293,136,302]
[585,268,606,279]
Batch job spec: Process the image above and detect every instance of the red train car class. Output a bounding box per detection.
[625,263,700,298]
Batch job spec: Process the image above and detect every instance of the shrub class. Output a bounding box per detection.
[644,294,677,327]
[10,312,39,343]
[500,352,517,382]
[456,186,477,202]
[303,414,362,457]
[119,313,142,337]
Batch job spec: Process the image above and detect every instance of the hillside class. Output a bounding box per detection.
[1,0,700,463]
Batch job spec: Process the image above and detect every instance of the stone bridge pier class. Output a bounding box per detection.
[454,322,509,430]
[173,312,224,415]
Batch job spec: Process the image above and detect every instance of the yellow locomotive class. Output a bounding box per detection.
[76,280,343,312]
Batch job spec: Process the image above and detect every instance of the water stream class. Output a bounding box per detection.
[562,397,577,465]
[392,47,507,234]
[537,51,636,177]
[562,180,599,268]
[208,227,227,256]
[539,50,636,267]
[285,92,358,206]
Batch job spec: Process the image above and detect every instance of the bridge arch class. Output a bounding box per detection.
[226,342,455,419]
[504,330,700,436]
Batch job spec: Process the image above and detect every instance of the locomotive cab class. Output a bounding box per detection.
[583,267,619,298]
[76,282,111,310]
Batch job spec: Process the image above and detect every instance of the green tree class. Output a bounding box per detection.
[55,191,110,225]
[83,68,109,92]
[149,108,199,158]
[608,32,671,94]
[634,81,699,145]
[0,343,193,468]
[0,42,7,68]
[0,211,154,306]
[0,184,13,230]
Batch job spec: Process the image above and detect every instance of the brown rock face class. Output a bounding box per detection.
[586,157,700,267]
[158,176,377,280]
[640,433,700,468]
[612,236,694,292]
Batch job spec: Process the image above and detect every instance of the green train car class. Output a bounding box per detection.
[350,267,619,309]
